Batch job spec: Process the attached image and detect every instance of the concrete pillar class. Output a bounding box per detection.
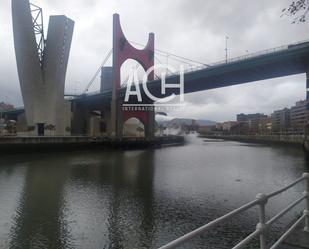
[100,67,113,93]
[101,106,112,136]
[88,115,101,136]
[117,100,124,139]
[306,70,309,108]
[304,68,309,147]
[110,99,124,139]
[110,99,118,138]
[146,108,155,139]
[306,69,309,126]
[71,103,87,135]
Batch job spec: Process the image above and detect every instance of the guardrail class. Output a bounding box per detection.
[163,39,309,78]
[158,173,309,249]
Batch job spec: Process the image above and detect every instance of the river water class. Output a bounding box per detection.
[0,135,308,249]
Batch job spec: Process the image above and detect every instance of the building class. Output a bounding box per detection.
[290,100,308,133]
[236,113,248,122]
[229,122,249,135]
[0,102,14,112]
[184,120,199,132]
[258,116,272,134]
[236,113,269,134]
[222,121,238,132]
[100,67,113,92]
[271,108,291,133]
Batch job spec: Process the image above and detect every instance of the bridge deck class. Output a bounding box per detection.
[72,40,309,106]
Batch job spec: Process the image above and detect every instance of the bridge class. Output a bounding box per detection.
[73,39,309,103]
[70,37,309,137]
[9,0,309,138]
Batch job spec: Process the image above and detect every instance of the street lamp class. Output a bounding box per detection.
[225,36,229,63]
[0,107,3,136]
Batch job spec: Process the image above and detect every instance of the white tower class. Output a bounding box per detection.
[12,0,74,135]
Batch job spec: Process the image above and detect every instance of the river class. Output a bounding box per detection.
[0,135,308,249]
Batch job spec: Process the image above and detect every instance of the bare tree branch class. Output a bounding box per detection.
[281,0,309,23]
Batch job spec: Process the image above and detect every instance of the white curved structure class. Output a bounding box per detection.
[12,0,74,135]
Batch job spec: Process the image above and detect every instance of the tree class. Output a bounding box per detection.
[45,124,56,136]
[65,127,71,133]
[27,126,36,132]
[282,0,309,23]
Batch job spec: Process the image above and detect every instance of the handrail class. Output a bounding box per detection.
[270,214,306,249]
[266,175,305,198]
[158,172,309,249]
[163,39,309,78]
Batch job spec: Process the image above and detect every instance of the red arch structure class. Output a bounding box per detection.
[111,14,155,138]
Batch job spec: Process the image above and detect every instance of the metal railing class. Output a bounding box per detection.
[162,39,309,78]
[158,172,309,249]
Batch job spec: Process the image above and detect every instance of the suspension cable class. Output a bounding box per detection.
[83,49,113,94]
[129,40,210,67]
[83,40,209,94]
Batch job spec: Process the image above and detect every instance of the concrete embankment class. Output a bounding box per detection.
[0,136,185,153]
[200,134,305,147]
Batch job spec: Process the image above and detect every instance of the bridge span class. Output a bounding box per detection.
[73,40,309,105]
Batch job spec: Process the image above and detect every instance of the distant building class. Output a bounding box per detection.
[0,102,14,111]
[198,126,211,134]
[236,113,268,134]
[230,122,249,135]
[258,116,272,134]
[184,119,199,132]
[290,100,308,133]
[222,121,238,131]
[215,123,223,130]
[271,108,291,133]
[236,113,248,122]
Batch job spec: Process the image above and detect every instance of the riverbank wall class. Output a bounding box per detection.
[0,135,185,153]
[200,134,305,147]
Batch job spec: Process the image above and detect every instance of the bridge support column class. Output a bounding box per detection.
[71,102,87,135]
[306,68,309,128]
[111,98,117,138]
[145,108,155,139]
[306,69,309,107]
[117,101,124,139]
[304,68,309,152]
[111,99,124,139]
[110,14,154,139]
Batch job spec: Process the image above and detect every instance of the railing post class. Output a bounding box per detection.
[304,173,309,233]
[256,193,268,249]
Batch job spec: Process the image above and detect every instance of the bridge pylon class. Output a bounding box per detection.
[110,14,155,139]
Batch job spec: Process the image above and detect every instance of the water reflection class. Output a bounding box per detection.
[9,157,71,249]
[0,137,308,249]
[63,150,156,249]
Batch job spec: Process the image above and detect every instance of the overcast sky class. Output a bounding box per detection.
[0,0,308,122]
